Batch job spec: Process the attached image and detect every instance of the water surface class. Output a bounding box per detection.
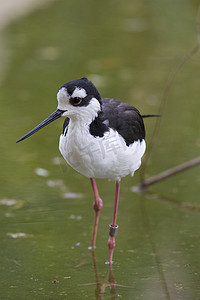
[0,0,200,299]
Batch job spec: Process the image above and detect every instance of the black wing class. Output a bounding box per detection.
[90,98,145,146]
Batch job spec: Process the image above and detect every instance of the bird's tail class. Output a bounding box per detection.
[141,114,161,118]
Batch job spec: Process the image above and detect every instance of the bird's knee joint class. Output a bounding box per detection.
[93,198,103,212]
[108,236,115,250]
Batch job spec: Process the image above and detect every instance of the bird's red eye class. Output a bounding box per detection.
[72,97,82,105]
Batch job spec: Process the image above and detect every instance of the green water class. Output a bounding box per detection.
[0,0,200,299]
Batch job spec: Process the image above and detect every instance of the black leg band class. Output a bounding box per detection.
[109,224,119,237]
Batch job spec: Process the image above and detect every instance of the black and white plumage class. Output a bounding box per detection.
[58,78,146,181]
[16,77,147,263]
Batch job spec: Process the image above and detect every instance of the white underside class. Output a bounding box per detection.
[59,121,146,181]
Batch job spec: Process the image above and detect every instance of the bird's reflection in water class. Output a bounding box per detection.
[79,249,134,299]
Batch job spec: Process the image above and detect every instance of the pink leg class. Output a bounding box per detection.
[108,181,120,264]
[90,178,103,248]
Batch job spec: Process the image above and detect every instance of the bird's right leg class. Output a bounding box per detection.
[107,180,120,264]
[90,178,103,248]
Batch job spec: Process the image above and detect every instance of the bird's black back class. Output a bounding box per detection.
[89,98,145,146]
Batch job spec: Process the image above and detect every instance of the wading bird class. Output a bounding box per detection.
[17,77,147,263]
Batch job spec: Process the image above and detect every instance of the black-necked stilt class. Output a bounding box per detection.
[17,77,146,263]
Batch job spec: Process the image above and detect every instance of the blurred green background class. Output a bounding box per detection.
[0,0,200,299]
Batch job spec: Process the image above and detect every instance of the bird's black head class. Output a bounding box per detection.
[59,77,101,106]
[56,77,102,120]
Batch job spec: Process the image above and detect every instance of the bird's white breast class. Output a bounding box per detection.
[59,121,146,181]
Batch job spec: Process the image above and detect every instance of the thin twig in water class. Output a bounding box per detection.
[135,157,200,191]
[140,4,200,184]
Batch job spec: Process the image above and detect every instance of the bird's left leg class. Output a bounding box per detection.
[90,178,103,248]
[108,180,120,264]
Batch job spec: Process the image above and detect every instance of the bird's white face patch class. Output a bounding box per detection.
[71,87,87,99]
[57,87,70,110]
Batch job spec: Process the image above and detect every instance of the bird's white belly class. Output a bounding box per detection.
[59,124,146,181]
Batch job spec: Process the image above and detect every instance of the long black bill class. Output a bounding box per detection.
[16,109,65,143]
